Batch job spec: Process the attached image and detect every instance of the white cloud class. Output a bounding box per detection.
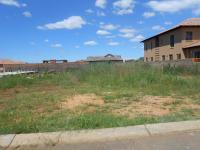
[84,41,98,46]
[100,23,119,30]
[51,44,62,48]
[130,35,145,42]
[108,42,119,46]
[0,0,20,7]
[137,21,144,24]
[45,39,49,42]
[143,12,155,18]
[85,9,94,14]
[106,35,116,39]
[147,0,200,14]
[120,33,134,38]
[119,28,136,33]
[164,21,172,25]
[113,0,135,15]
[119,28,136,38]
[95,0,107,9]
[21,3,27,7]
[22,11,32,18]
[37,16,86,30]
[97,11,106,16]
[97,30,111,35]
[152,25,165,31]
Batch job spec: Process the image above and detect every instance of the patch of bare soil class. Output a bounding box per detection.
[112,95,176,117]
[0,87,26,99]
[0,104,5,112]
[60,94,104,109]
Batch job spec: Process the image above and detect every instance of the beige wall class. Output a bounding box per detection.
[144,27,200,62]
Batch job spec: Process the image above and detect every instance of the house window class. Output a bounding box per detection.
[162,55,166,61]
[170,35,175,47]
[146,57,148,62]
[186,32,193,40]
[145,43,148,51]
[169,54,173,60]
[155,37,159,47]
[177,54,181,60]
[151,57,153,61]
[151,42,153,50]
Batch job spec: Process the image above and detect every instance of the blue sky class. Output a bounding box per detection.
[0,0,200,63]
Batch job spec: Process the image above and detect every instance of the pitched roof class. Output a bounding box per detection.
[180,18,200,26]
[0,59,25,64]
[142,18,200,42]
[86,54,123,62]
[183,41,200,49]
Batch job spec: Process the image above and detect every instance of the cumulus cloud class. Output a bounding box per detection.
[113,0,135,15]
[119,28,136,38]
[143,12,155,18]
[84,41,98,46]
[51,44,62,48]
[0,0,20,7]
[95,0,107,9]
[130,35,145,42]
[37,16,86,30]
[22,11,32,18]
[106,35,117,39]
[96,30,111,35]
[100,23,119,30]
[97,11,106,16]
[152,25,165,31]
[164,21,172,25]
[108,42,119,46]
[85,9,94,14]
[147,0,200,14]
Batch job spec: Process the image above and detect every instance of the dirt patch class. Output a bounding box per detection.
[111,95,176,117]
[0,87,26,99]
[60,94,104,109]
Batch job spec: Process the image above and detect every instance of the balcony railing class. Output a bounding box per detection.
[192,58,200,62]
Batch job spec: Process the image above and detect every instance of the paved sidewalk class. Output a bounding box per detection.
[0,120,200,150]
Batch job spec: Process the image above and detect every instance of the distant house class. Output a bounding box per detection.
[0,59,25,73]
[142,18,200,62]
[85,54,123,63]
[43,59,68,64]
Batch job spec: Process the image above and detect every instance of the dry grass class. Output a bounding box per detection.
[60,94,104,110]
[59,93,199,118]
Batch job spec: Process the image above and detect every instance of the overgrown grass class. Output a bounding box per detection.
[0,62,199,134]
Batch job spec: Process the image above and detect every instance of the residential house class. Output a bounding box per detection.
[85,54,123,63]
[43,60,68,64]
[142,18,200,62]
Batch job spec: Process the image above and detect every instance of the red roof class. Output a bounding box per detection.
[142,18,200,42]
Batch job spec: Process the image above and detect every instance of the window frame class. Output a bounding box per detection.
[170,35,175,47]
[177,54,181,60]
[169,54,173,60]
[186,32,193,40]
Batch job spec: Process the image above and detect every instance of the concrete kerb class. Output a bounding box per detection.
[0,120,199,149]
[146,120,200,135]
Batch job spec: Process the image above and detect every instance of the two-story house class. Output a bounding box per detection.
[142,18,200,62]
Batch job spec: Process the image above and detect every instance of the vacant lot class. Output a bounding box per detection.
[0,63,199,134]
